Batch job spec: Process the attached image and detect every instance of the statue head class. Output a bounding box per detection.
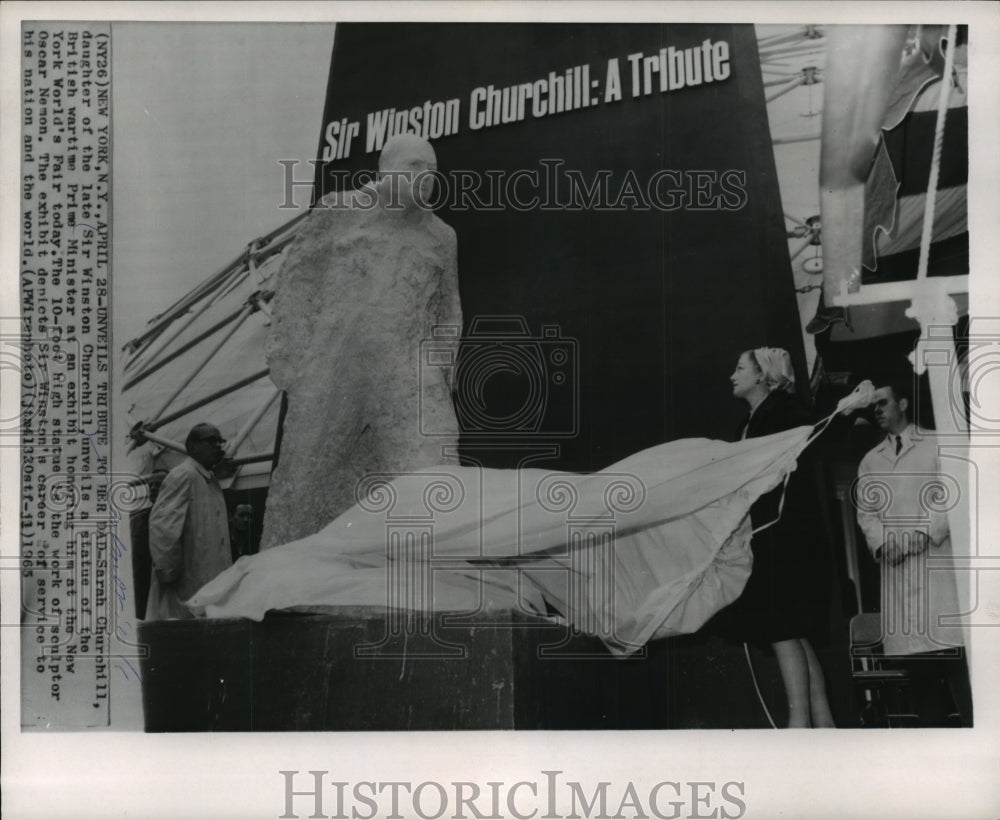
[377,134,438,211]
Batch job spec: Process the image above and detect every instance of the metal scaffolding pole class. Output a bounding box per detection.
[145,304,255,427]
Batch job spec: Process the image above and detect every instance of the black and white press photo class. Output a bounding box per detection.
[3,3,999,819]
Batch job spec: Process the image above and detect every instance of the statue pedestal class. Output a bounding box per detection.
[137,607,668,731]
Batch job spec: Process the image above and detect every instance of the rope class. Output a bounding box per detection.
[750,471,792,537]
[915,24,957,282]
[741,403,854,724]
[744,643,779,728]
[750,405,843,537]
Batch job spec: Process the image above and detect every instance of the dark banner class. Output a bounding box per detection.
[314,23,801,470]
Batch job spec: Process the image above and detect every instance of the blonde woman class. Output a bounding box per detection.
[714,347,836,728]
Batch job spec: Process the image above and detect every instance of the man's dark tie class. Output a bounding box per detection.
[894,435,903,455]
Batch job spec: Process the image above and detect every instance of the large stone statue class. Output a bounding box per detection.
[260,135,461,548]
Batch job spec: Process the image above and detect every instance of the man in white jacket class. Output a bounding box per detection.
[855,381,971,726]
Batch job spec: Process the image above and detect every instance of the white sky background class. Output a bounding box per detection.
[113,23,335,344]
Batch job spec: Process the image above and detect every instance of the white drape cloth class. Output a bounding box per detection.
[188,426,815,654]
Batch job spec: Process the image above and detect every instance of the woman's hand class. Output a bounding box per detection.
[836,380,875,415]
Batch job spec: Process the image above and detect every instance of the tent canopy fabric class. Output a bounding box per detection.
[123,216,308,489]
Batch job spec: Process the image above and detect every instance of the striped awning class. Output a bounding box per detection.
[821,25,968,342]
